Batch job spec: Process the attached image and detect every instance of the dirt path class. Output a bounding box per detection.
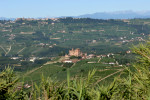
[44,57,64,65]
[5,45,11,55]
[25,57,63,76]
[44,61,57,65]
[0,45,7,53]
[24,65,43,76]
[0,45,12,56]
[98,57,101,63]
[17,47,26,54]
[70,63,76,68]
[94,69,124,85]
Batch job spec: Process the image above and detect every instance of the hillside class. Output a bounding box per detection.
[1,18,150,99]
[0,18,149,58]
[23,52,136,84]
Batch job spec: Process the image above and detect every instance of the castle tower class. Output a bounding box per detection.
[69,48,82,57]
[74,48,80,56]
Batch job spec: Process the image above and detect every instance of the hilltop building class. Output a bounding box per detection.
[63,48,87,63]
[62,59,79,63]
[62,48,99,63]
[69,48,82,57]
[69,48,87,57]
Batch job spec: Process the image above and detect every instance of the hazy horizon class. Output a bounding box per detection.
[1,10,150,19]
[1,0,150,18]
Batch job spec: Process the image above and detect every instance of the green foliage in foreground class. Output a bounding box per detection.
[1,41,150,99]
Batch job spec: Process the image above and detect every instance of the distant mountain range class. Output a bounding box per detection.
[1,11,150,20]
[75,11,150,19]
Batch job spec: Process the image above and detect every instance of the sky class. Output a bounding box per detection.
[1,0,150,18]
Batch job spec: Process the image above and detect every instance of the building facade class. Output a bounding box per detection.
[69,48,83,57]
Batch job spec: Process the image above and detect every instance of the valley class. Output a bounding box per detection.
[0,18,149,84]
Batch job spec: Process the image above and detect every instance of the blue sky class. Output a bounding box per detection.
[1,0,150,18]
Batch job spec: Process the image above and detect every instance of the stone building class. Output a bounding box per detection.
[63,48,87,62]
[69,48,83,57]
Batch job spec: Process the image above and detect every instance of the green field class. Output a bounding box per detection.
[23,57,124,86]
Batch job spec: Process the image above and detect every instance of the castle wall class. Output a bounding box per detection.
[69,48,82,57]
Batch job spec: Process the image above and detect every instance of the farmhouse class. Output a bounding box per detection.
[63,60,72,63]
[62,59,79,63]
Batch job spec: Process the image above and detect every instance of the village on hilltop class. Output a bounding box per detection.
[62,48,87,63]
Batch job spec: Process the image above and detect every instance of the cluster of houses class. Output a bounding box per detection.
[15,18,59,21]
[62,48,87,63]
[62,48,112,63]
[61,48,132,65]
[11,56,47,63]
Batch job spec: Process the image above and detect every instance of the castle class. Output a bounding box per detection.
[63,48,87,63]
[69,48,82,57]
[68,48,87,58]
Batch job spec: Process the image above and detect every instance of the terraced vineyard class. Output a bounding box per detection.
[0,18,150,57]
[23,57,125,86]
[0,18,149,85]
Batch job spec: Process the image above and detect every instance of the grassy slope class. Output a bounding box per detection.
[23,58,123,85]
[0,18,149,57]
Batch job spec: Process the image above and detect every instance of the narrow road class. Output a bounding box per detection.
[5,45,12,56]
[44,61,57,65]
[0,45,7,53]
[94,69,124,85]
[25,57,63,76]
[98,57,101,63]
[17,47,26,54]
[44,57,64,65]
[70,63,76,68]
[24,65,43,76]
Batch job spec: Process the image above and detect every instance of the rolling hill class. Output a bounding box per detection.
[0,18,149,58]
